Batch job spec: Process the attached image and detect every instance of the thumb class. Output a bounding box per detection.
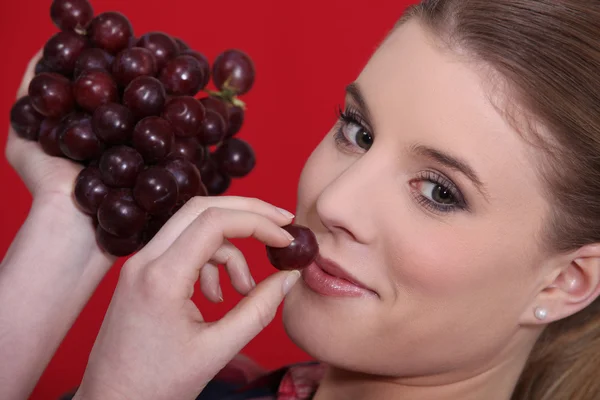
[203,270,301,361]
[17,49,42,99]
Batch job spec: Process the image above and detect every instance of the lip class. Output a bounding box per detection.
[301,255,377,298]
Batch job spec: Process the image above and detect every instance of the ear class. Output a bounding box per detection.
[520,243,600,325]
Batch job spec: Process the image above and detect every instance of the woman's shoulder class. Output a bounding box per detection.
[197,354,326,400]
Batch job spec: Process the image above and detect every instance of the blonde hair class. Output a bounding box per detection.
[400,1,600,399]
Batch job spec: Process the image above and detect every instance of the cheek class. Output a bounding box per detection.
[385,213,542,323]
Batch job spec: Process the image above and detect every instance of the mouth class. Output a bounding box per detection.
[301,254,377,298]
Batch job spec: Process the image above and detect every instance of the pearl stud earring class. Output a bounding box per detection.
[534,307,548,320]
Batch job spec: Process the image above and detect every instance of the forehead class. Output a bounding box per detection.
[355,20,548,206]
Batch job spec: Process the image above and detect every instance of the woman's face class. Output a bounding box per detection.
[283,20,552,380]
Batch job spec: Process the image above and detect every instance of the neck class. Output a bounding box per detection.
[312,332,537,400]
[312,367,513,400]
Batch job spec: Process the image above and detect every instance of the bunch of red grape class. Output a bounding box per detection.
[9,0,257,257]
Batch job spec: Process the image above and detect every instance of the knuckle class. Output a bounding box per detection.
[217,247,235,265]
[140,264,169,296]
[227,245,243,261]
[198,206,223,226]
[184,196,207,214]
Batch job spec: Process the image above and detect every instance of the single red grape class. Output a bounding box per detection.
[159,55,205,96]
[73,69,119,112]
[135,32,179,70]
[10,96,44,140]
[74,166,109,215]
[213,138,255,178]
[50,0,94,31]
[88,12,133,55]
[175,38,189,52]
[199,96,229,131]
[212,49,255,95]
[161,96,205,137]
[92,103,135,145]
[180,50,210,88]
[226,105,244,138]
[28,73,74,118]
[167,137,200,163]
[43,31,89,76]
[162,158,206,204]
[97,188,147,237]
[99,145,144,188]
[112,47,157,87]
[198,155,231,195]
[133,167,178,215]
[74,48,114,78]
[198,109,226,145]
[38,118,64,156]
[96,224,143,257]
[266,224,319,271]
[132,116,174,163]
[123,76,166,118]
[59,114,104,161]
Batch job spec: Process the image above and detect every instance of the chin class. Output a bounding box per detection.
[282,279,378,370]
[282,280,452,378]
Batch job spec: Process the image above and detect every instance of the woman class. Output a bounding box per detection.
[3,0,600,399]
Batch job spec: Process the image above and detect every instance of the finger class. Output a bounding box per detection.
[137,196,294,263]
[199,262,222,303]
[6,50,44,171]
[17,49,43,99]
[149,208,294,297]
[201,270,302,364]
[210,240,255,295]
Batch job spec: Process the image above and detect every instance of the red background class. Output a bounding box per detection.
[0,0,414,398]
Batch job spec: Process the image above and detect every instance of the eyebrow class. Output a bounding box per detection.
[345,82,489,202]
[411,144,489,201]
[345,82,373,125]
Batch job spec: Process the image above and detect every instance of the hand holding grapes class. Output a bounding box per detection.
[1,51,120,400]
[2,1,295,398]
[4,0,254,396]
[73,197,303,400]
[7,51,93,201]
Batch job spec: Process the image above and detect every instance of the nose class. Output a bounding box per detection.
[315,151,386,244]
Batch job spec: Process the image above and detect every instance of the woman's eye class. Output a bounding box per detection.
[419,181,456,205]
[342,121,373,151]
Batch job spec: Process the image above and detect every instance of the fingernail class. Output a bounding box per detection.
[276,207,295,219]
[281,228,295,242]
[248,275,256,288]
[218,286,224,302]
[282,270,301,295]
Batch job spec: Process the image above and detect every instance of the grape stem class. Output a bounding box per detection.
[203,89,246,109]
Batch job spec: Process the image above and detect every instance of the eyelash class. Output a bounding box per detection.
[333,104,468,214]
[411,171,468,214]
[334,105,370,152]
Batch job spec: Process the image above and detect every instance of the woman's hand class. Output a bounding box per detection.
[0,52,115,400]
[3,51,115,270]
[73,196,301,400]
[6,50,85,199]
